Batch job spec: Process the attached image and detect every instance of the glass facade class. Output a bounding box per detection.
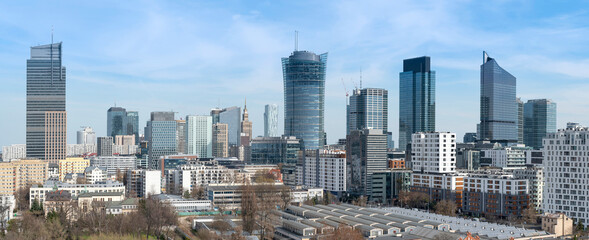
[126,111,140,145]
[26,42,66,159]
[250,136,302,185]
[107,107,126,139]
[347,88,388,134]
[282,51,327,150]
[524,99,557,149]
[186,115,212,158]
[146,112,177,168]
[479,52,517,143]
[264,104,279,137]
[398,56,435,151]
[218,106,241,146]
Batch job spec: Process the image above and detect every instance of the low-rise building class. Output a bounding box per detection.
[206,183,316,210]
[153,194,212,212]
[105,198,139,215]
[63,172,85,184]
[90,156,136,175]
[291,186,324,204]
[43,190,75,217]
[29,180,125,207]
[78,191,125,212]
[480,145,530,169]
[462,171,530,218]
[84,166,108,184]
[542,213,573,237]
[371,169,411,205]
[388,159,405,169]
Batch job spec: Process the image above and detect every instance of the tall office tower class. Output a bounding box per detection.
[126,111,139,145]
[218,106,241,147]
[176,120,186,154]
[44,111,67,163]
[543,124,589,225]
[77,127,96,145]
[26,42,66,160]
[264,104,278,137]
[346,129,387,196]
[398,56,435,151]
[186,115,212,158]
[517,98,524,144]
[282,50,328,150]
[210,108,222,124]
[97,136,113,156]
[145,112,177,168]
[240,100,253,146]
[479,52,517,144]
[212,123,229,157]
[347,88,388,134]
[524,99,557,149]
[107,107,127,140]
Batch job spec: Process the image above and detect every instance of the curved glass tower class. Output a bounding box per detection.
[479,52,517,144]
[282,51,328,150]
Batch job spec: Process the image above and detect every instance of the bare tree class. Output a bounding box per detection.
[331,224,364,240]
[279,185,292,210]
[435,200,457,216]
[14,184,32,211]
[522,204,537,224]
[352,196,367,207]
[191,185,206,200]
[240,182,257,233]
[433,232,457,240]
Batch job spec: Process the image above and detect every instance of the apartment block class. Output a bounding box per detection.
[302,150,347,193]
[0,159,49,195]
[58,157,90,181]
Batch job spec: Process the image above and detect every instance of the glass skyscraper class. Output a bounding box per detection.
[107,107,127,139]
[186,115,212,158]
[398,56,435,151]
[524,99,557,149]
[264,104,278,137]
[479,52,517,144]
[26,42,66,160]
[282,50,328,150]
[218,106,241,146]
[347,88,388,134]
[145,112,177,168]
[126,111,140,145]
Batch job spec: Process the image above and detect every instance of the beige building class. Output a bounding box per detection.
[542,213,573,237]
[45,111,67,164]
[212,123,229,157]
[0,159,49,195]
[58,157,90,181]
[240,100,252,146]
[114,135,135,146]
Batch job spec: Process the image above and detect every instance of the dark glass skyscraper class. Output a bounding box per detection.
[398,56,435,151]
[26,42,66,160]
[347,88,388,134]
[479,52,517,144]
[126,111,140,144]
[524,99,556,149]
[107,107,126,139]
[282,51,327,150]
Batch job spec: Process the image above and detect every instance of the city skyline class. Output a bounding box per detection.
[1,1,589,148]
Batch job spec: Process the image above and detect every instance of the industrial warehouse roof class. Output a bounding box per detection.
[278,204,554,240]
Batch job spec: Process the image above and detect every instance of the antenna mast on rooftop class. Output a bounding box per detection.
[294,30,298,51]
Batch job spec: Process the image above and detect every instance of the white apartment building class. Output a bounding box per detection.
[84,166,108,184]
[513,166,544,210]
[302,150,346,192]
[166,163,233,194]
[542,124,589,225]
[411,132,456,173]
[1,144,26,161]
[464,172,529,195]
[127,169,161,198]
[112,144,139,155]
[90,156,136,175]
[66,144,96,156]
[29,180,125,207]
[291,187,324,204]
[480,145,530,169]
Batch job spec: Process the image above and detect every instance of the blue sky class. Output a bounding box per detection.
[1,0,589,148]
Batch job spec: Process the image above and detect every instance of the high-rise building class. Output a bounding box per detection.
[479,52,517,144]
[264,104,278,137]
[302,149,347,194]
[26,42,66,160]
[346,129,387,195]
[218,107,241,147]
[240,99,252,146]
[212,123,229,158]
[77,127,96,145]
[282,50,328,150]
[347,88,388,134]
[524,99,557,149]
[44,111,67,163]
[462,132,477,143]
[210,108,222,125]
[107,107,126,140]
[114,135,135,146]
[542,124,589,226]
[185,115,212,158]
[97,136,113,156]
[517,98,524,144]
[398,56,435,151]
[250,136,302,185]
[176,120,186,154]
[411,132,456,174]
[126,111,139,145]
[145,112,177,168]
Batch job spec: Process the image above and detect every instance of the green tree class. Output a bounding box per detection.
[183,190,191,199]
